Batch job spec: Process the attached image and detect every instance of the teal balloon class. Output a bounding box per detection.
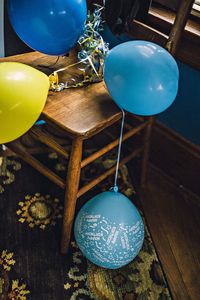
[74,191,144,269]
[8,0,87,56]
[104,41,179,116]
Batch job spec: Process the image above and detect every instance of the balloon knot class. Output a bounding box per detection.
[113,185,119,193]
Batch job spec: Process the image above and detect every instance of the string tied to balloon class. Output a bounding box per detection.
[110,109,125,193]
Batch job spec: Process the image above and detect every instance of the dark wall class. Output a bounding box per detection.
[4,1,31,56]
[158,62,200,146]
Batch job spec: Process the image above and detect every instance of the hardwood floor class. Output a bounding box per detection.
[129,165,200,300]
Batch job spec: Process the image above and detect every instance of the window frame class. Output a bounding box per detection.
[130,1,200,70]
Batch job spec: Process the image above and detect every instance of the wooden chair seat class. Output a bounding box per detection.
[45,83,122,138]
[1,51,122,138]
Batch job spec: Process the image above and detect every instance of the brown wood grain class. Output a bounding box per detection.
[129,19,168,44]
[61,138,83,253]
[138,167,200,300]
[81,121,148,168]
[77,146,143,198]
[165,0,195,55]
[149,5,200,42]
[44,82,121,138]
[30,126,69,158]
[7,139,65,189]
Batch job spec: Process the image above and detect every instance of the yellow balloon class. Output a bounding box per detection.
[0,62,49,144]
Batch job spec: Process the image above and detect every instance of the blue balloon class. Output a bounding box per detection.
[8,0,87,56]
[104,41,179,116]
[74,191,144,269]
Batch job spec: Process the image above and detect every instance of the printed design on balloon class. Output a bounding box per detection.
[77,212,144,268]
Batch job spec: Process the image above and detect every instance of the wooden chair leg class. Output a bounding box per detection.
[140,116,154,188]
[61,137,83,254]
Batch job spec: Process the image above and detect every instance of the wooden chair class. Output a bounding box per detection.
[0,51,153,253]
[0,0,194,254]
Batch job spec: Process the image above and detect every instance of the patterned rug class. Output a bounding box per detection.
[0,149,172,300]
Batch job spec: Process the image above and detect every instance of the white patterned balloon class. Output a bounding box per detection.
[74,191,144,269]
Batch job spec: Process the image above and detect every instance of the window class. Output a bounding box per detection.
[153,0,200,19]
[153,0,181,11]
[193,0,200,17]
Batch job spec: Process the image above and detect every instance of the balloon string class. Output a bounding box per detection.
[113,109,125,192]
[53,56,89,74]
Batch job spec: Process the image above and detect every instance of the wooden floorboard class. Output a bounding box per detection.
[129,164,200,300]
